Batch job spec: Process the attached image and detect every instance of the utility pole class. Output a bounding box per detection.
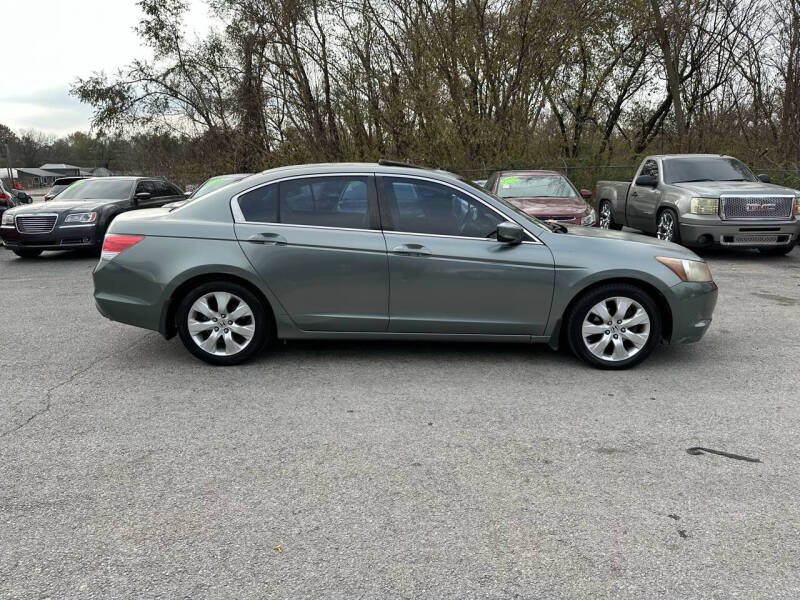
[4,143,14,189]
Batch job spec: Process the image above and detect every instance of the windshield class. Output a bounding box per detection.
[191,174,250,199]
[664,157,758,183]
[496,174,578,199]
[57,179,134,201]
[464,180,549,231]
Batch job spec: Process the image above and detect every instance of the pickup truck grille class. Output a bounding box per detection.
[720,195,794,220]
[15,214,58,233]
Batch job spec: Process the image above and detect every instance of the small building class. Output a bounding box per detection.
[2,167,62,189]
[40,163,81,176]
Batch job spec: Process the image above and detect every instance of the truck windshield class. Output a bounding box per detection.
[664,157,757,184]
[496,174,578,198]
[57,179,134,200]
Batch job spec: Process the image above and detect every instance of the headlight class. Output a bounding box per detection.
[794,195,800,216]
[581,208,597,226]
[64,212,97,224]
[1,211,14,226]
[689,197,719,215]
[656,256,713,282]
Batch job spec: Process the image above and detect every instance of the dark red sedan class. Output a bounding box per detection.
[484,170,597,226]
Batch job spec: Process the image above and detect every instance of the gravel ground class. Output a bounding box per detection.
[0,245,798,599]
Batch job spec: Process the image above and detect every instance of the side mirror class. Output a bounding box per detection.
[184,191,192,198]
[496,221,524,244]
[635,174,657,187]
[133,191,151,205]
[757,173,771,183]
[579,188,592,199]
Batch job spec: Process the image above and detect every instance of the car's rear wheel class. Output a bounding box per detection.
[12,249,43,259]
[757,244,795,256]
[599,201,622,230]
[656,208,681,243]
[567,284,662,369]
[176,281,272,365]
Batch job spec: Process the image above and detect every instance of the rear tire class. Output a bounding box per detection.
[176,281,273,365]
[757,244,795,256]
[599,201,622,231]
[12,249,42,259]
[566,283,662,370]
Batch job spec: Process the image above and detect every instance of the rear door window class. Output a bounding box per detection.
[279,176,369,229]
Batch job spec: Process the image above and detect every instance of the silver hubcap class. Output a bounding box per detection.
[657,212,675,241]
[188,292,255,356]
[599,203,612,229]
[582,296,651,362]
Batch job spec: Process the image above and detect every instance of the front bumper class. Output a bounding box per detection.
[668,281,718,345]
[0,225,99,250]
[678,214,799,248]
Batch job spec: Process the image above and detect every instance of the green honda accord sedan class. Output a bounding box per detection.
[92,162,717,369]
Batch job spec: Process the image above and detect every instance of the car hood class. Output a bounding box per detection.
[560,224,698,257]
[673,181,798,197]
[8,199,112,214]
[505,196,589,215]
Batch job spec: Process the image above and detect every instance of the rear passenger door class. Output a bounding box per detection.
[233,174,389,332]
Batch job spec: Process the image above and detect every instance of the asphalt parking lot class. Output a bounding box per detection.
[1,245,799,599]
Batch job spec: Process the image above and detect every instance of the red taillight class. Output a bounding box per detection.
[0,192,7,200]
[101,234,145,260]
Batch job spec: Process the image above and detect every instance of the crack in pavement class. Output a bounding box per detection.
[0,334,153,439]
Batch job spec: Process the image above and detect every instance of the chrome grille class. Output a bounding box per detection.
[15,214,58,233]
[720,195,793,220]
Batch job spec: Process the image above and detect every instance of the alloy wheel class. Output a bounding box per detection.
[188,291,255,356]
[657,211,675,241]
[581,296,651,362]
[599,203,612,229]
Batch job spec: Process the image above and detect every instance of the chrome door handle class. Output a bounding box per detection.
[631,191,639,197]
[391,243,431,257]
[248,233,287,245]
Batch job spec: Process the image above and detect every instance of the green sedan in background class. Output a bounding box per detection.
[93,162,717,369]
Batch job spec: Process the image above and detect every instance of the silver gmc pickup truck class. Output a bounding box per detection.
[595,154,800,254]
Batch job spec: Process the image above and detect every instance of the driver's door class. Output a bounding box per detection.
[378,176,555,335]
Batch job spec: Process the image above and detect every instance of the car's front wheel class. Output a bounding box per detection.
[656,208,681,243]
[176,281,272,365]
[12,248,43,259]
[567,284,662,369]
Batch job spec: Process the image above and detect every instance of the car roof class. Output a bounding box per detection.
[649,154,733,160]
[257,162,464,182]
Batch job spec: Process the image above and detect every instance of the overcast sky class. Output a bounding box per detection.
[1,0,213,136]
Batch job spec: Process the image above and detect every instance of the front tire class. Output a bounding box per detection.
[176,281,272,365]
[656,208,681,244]
[757,244,795,256]
[13,249,42,259]
[566,284,662,369]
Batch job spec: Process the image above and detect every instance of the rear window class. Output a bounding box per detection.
[57,179,134,201]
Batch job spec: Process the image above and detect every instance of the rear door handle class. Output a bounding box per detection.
[391,243,431,257]
[248,232,287,245]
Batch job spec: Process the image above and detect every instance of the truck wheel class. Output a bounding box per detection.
[176,281,273,366]
[599,201,622,230]
[13,249,43,259]
[757,244,795,256]
[656,208,681,244]
[567,283,662,370]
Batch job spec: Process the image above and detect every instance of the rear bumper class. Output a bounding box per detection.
[0,225,99,250]
[93,257,165,333]
[678,215,799,247]
[667,281,718,344]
